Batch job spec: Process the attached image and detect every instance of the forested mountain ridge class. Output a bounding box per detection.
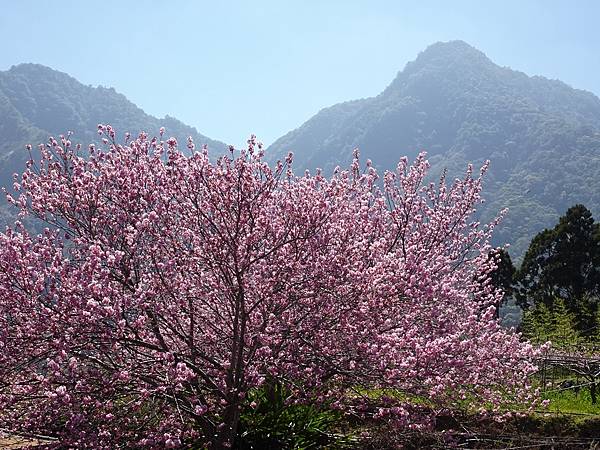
[269,41,600,259]
[0,63,227,210]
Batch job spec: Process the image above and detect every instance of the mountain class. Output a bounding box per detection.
[0,63,227,201]
[269,41,600,260]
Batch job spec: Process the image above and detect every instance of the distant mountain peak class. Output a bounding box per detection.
[383,40,496,95]
[8,63,72,78]
[410,40,491,71]
[416,40,489,62]
[269,40,600,260]
[0,62,228,188]
[0,63,228,146]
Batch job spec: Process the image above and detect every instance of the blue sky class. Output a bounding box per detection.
[2,1,599,146]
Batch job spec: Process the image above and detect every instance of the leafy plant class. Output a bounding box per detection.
[236,382,355,449]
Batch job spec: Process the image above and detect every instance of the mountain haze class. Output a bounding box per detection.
[269,41,600,259]
[3,47,600,260]
[0,63,227,190]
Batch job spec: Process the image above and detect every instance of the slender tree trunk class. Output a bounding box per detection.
[214,403,241,449]
[212,273,247,448]
[591,379,597,405]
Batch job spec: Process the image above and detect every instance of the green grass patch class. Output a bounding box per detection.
[543,387,600,416]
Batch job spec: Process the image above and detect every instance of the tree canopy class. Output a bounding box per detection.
[516,204,600,333]
[0,128,538,448]
[487,248,516,318]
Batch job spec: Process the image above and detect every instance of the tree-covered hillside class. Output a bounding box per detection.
[269,41,600,259]
[0,63,227,224]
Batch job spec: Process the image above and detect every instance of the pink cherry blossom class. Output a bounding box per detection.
[0,126,540,448]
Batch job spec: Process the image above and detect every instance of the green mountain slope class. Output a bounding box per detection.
[0,63,227,195]
[269,41,600,259]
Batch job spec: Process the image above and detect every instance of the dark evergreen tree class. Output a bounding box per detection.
[520,298,580,348]
[488,248,516,318]
[490,248,516,295]
[516,204,600,332]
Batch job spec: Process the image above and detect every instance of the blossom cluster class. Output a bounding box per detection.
[0,127,539,448]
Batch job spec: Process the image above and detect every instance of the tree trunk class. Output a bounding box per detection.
[591,379,597,405]
[213,403,241,449]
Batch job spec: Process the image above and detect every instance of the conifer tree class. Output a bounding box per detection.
[517,204,600,332]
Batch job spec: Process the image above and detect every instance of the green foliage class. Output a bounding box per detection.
[521,298,582,347]
[545,387,600,416]
[488,248,517,319]
[489,249,516,297]
[235,383,355,450]
[516,204,600,333]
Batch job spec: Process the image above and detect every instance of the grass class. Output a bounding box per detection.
[543,387,600,416]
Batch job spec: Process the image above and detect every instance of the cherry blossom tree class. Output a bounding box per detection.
[0,127,539,448]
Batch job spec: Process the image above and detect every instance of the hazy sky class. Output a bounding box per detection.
[2,1,599,146]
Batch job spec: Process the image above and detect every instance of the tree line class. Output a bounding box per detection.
[493,204,600,346]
